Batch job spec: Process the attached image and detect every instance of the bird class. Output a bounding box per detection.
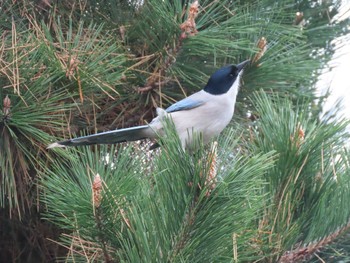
[47,60,250,150]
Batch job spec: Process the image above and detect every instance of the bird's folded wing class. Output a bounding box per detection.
[165,97,206,113]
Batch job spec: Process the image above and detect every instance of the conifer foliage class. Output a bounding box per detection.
[1,0,350,262]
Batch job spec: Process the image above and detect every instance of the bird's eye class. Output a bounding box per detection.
[229,67,238,77]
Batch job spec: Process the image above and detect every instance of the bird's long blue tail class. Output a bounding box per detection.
[47,125,152,148]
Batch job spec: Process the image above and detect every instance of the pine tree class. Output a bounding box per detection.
[1,0,350,262]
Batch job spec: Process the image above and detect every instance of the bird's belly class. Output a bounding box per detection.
[171,103,234,148]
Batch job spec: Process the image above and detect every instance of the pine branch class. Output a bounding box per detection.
[279,221,350,263]
[137,0,200,93]
[249,91,350,261]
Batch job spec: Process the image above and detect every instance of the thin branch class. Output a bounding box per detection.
[279,220,350,263]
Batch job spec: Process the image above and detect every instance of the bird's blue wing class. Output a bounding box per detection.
[165,97,205,113]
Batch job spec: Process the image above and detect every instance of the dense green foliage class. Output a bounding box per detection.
[1,0,349,262]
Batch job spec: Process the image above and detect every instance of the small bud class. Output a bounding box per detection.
[180,0,200,39]
[119,25,126,41]
[92,173,102,208]
[3,95,11,116]
[290,123,305,150]
[66,55,79,78]
[120,73,127,81]
[189,0,199,17]
[298,126,305,141]
[205,141,218,196]
[294,12,304,26]
[252,37,267,64]
[3,95,11,108]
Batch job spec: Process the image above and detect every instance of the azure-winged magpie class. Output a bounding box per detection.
[48,60,250,150]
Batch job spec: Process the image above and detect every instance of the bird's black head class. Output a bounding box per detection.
[204,60,250,95]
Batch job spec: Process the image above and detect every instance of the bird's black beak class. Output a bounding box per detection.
[236,60,250,72]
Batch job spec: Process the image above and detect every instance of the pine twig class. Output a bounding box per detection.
[92,174,115,263]
[137,80,170,93]
[171,140,218,260]
[279,221,350,263]
[204,141,218,197]
[137,0,200,93]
